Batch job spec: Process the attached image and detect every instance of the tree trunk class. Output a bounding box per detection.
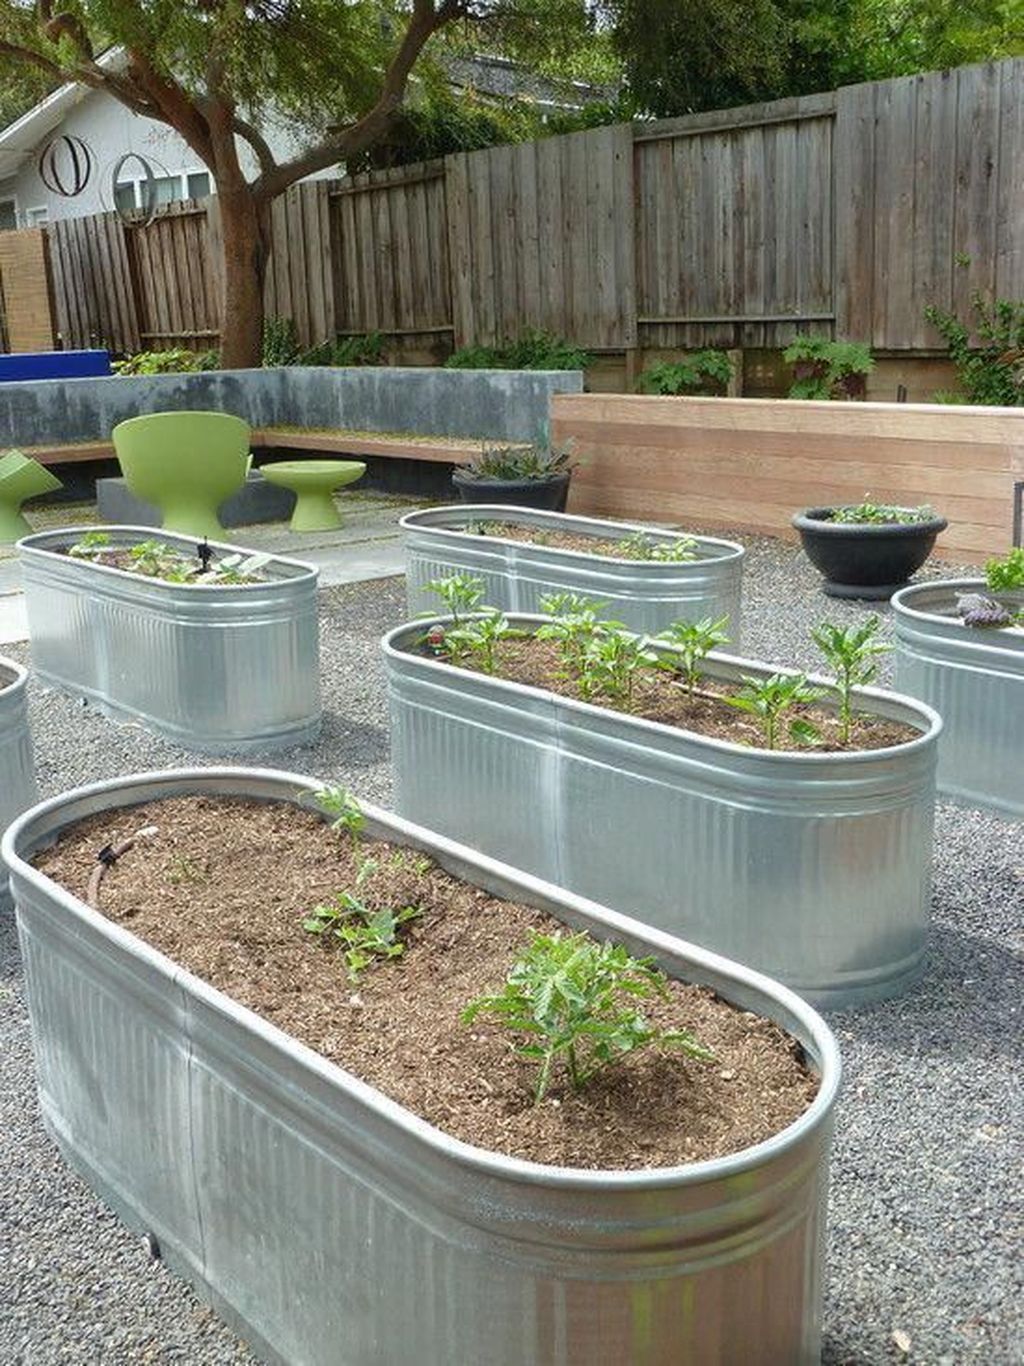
[216,184,270,369]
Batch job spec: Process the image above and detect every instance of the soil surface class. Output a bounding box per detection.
[420,635,921,753]
[456,520,701,560]
[56,540,268,586]
[34,795,817,1172]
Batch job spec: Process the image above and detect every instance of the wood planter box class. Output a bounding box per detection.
[402,506,745,636]
[385,618,942,1009]
[18,527,321,753]
[892,579,1024,818]
[0,655,37,912]
[3,767,840,1366]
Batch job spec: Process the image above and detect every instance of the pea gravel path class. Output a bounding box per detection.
[1,536,1021,1365]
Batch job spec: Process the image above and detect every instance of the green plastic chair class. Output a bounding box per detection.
[112,411,251,538]
[0,450,63,543]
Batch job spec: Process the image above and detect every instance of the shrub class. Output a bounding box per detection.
[924,292,1024,406]
[986,548,1024,592]
[113,348,219,375]
[783,336,874,400]
[455,440,575,482]
[262,316,300,367]
[637,351,734,396]
[445,328,590,371]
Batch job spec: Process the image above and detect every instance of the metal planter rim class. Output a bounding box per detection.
[401,504,745,567]
[3,764,840,1189]
[0,653,29,694]
[384,614,943,765]
[16,525,318,589]
[891,577,1024,639]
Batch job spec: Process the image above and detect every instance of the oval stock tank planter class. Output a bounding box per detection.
[0,655,37,912]
[892,579,1023,818]
[4,767,840,1366]
[384,617,941,1009]
[402,505,745,636]
[18,527,320,753]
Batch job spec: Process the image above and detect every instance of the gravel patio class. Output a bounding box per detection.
[1,533,1021,1365]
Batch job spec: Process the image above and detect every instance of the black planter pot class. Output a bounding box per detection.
[451,469,571,512]
[793,506,948,600]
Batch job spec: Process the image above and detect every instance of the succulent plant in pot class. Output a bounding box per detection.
[792,497,948,599]
[452,440,576,511]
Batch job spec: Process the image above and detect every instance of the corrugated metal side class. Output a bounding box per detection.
[18,528,321,753]
[0,658,37,911]
[386,621,941,1010]
[893,579,1024,818]
[4,768,840,1366]
[402,506,745,638]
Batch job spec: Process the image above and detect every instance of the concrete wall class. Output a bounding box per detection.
[0,366,584,448]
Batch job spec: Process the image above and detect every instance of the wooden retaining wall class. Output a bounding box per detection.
[551,395,1024,560]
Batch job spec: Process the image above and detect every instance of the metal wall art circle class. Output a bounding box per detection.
[38,135,94,197]
[110,151,160,225]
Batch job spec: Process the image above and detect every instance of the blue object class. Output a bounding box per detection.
[0,350,111,381]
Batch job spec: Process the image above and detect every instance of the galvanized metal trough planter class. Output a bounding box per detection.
[892,578,1023,818]
[402,505,745,636]
[4,767,841,1366]
[0,655,37,912]
[385,616,942,1009]
[18,526,320,753]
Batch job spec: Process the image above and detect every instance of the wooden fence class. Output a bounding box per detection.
[37,55,1024,361]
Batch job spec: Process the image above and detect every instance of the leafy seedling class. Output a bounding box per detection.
[724,673,826,750]
[985,548,1024,592]
[462,930,713,1103]
[654,616,730,693]
[577,626,657,705]
[443,608,519,673]
[615,530,698,562]
[422,573,485,623]
[68,530,112,558]
[810,616,891,744]
[302,871,422,982]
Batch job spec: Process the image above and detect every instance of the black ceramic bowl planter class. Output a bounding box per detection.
[793,506,948,600]
[451,468,571,511]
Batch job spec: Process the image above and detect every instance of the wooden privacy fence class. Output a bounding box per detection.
[39,55,1024,359]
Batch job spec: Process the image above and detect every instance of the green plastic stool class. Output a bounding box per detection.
[260,460,366,531]
[0,450,63,543]
[112,411,251,538]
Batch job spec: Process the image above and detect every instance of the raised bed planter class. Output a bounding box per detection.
[402,506,745,636]
[0,655,37,912]
[18,527,320,753]
[385,617,942,1009]
[3,767,840,1366]
[892,579,1024,818]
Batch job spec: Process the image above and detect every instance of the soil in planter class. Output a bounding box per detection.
[458,520,700,561]
[420,636,920,753]
[35,796,818,1172]
[55,538,269,586]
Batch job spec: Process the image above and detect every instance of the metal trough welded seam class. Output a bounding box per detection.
[401,504,746,638]
[892,578,1024,819]
[17,526,321,754]
[4,766,840,1366]
[0,655,38,912]
[384,614,942,1010]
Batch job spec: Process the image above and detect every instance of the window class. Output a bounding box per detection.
[114,181,136,214]
[187,172,211,200]
[114,170,214,214]
[0,199,16,232]
[24,206,49,227]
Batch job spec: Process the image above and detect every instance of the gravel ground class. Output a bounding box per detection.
[1,537,1021,1365]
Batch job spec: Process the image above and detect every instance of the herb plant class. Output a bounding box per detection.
[724,673,826,750]
[828,498,935,525]
[456,440,575,483]
[985,548,1024,592]
[462,930,713,1103]
[810,616,891,745]
[443,609,518,674]
[957,593,1016,629]
[615,530,698,561]
[654,616,730,693]
[784,336,874,400]
[423,573,485,623]
[302,860,422,982]
[308,785,366,845]
[637,351,734,396]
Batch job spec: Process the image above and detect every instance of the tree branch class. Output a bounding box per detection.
[231,116,277,177]
[0,38,64,82]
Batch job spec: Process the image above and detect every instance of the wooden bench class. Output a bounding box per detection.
[21,429,482,468]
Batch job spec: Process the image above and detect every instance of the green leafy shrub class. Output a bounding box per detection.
[462,929,713,1102]
[445,329,591,371]
[637,351,734,396]
[262,316,301,367]
[456,441,575,482]
[113,347,218,375]
[828,499,935,525]
[924,293,1024,406]
[297,331,389,367]
[783,336,874,400]
[985,548,1024,591]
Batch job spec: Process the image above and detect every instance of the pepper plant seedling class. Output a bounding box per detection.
[724,673,826,750]
[810,616,891,745]
[423,572,485,623]
[654,615,730,693]
[462,930,713,1103]
[577,626,658,705]
[443,608,519,674]
[615,530,698,562]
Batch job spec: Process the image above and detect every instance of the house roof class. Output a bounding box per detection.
[0,49,124,183]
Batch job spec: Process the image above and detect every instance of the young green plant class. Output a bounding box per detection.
[443,608,519,674]
[985,548,1024,592]
[302,856,422,983]
[577,626,658,706]
[462,930,713,1103]
[724,673,826,750]
[654,615,730,694]
[536,593,611,676]
[615,530,698,562]
[810,616,891,745]
[423,572,485,623]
